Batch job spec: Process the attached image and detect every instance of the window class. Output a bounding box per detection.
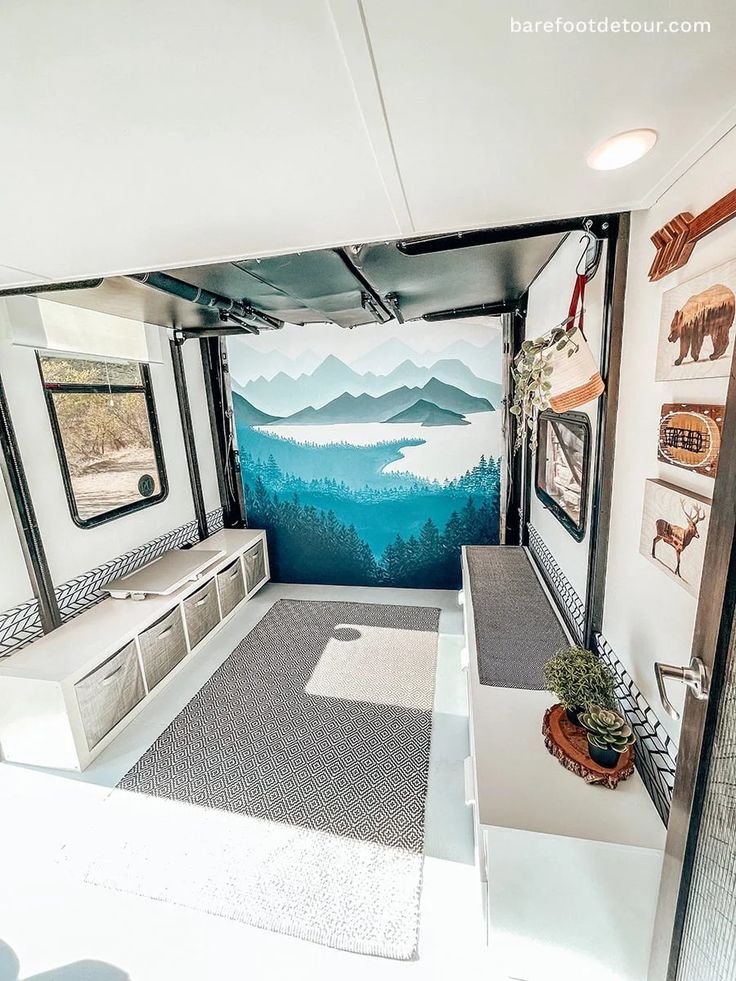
[534,410,590,541]
[38,354,167,528]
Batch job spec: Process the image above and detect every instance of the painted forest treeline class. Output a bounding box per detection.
[245,459,500,588]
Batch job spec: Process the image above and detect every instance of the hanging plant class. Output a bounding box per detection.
[510,256,605,450]
[510,327,580,449]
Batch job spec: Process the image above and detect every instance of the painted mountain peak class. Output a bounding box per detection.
[385,399,469,427]
[231,392,281,426]
[239,352,500,418]
[272,378,490,426]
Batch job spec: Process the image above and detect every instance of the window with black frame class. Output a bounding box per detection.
[37,354,168,528]
[534,410,590,541]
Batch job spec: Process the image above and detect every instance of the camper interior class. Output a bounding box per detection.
[1,3,736,980]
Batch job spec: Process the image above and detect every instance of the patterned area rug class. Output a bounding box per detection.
[85,599,440,959]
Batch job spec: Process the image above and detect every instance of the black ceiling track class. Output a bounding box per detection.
[397,214,615,257]
[423,300,513,321]
[129,271,284,332]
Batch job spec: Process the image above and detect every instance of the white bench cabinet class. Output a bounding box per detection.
[461,546,666,981]
[0,529,269,771]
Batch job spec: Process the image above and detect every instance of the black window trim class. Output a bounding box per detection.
[36,353,169,529]
[534,409,591,543]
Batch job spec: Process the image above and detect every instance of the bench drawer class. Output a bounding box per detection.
[138,606,187,691]
[183,578,220,649]
[243,540,266,593]
[217,558,245,617]
[75,640,145,750]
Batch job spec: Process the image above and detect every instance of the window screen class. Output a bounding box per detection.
[38,354,167,527]
[534,410,590,541]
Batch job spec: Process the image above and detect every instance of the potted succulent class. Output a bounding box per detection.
[579,705,636,769]
[543,646,616,726]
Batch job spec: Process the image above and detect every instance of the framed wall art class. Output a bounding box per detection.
[657,403,724,478]
[655,258,736,381]
[639,479,711,597]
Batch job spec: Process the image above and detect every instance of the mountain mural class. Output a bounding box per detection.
[385,400,469,427]
[228,319,502,588]
[240,353,500,417]
[271,379,491,426]
[230,391,281,426]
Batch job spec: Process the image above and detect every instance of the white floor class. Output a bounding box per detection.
[0,583,496,981]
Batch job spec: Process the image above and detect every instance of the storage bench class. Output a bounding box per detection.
[0,529,269,771]
[460,545,665,981]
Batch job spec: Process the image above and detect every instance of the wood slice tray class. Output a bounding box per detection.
[542,704,635,790]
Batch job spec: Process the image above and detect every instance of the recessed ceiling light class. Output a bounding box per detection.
[586,129,658,171]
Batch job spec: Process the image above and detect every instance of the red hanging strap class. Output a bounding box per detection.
[567,272,587,339]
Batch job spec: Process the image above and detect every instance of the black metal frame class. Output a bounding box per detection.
[0,370,61,632]
[504,300,527,544]
[200,336,246,528]
[36,354,169,529]
[170,335,208,541]
[534,410,591,543]
[583,212,628,646]
[503,214,628,651]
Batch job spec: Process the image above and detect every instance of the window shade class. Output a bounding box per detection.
[0,295,164,364]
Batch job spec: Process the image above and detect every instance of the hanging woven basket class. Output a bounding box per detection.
[547,272,604,412]
[546,327,605,412]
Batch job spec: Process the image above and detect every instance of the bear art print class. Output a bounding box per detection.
[656,259,736,381]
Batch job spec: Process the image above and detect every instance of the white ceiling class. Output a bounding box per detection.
[0,0,734,287]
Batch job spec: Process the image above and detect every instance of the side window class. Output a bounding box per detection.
[37,354,168,528]
[534,409,591,542]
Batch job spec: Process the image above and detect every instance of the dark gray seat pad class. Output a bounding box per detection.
[466,546,568,689]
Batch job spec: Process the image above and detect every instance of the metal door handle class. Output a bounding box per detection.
[654,657,709,720]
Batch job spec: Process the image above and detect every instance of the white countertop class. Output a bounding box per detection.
[469,683,665,850]
[462,548,666,853]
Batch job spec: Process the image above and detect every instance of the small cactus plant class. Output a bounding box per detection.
[579,705,635,768]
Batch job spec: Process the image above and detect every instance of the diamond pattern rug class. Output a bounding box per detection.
[84,599,440,959]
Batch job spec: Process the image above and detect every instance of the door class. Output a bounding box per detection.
[648,362,736,980]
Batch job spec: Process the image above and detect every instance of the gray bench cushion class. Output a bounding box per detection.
[466,545,568,689]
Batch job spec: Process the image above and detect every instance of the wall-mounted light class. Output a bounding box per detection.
[586,128,658,171]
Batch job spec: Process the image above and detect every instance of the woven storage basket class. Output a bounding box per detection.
[545,270,604,412]
[546,326,605,412]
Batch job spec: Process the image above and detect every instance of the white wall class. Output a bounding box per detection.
[603,128,736,741]
[0,304,221,610]
[526,233,607,603]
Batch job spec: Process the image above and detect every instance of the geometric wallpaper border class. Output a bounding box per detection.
[527,523,586,640]
[0,506,224,657]
[594,631,677,827]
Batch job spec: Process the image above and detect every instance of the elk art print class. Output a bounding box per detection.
[639,479,712,596]
[656,258,736,381]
